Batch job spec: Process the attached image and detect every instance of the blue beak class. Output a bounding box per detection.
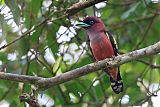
[76,22,91,27]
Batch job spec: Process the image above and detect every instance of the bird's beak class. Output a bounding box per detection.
[76,22,91,27]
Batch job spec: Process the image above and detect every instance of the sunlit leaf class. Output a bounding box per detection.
[5,0,21,25]
[53,56,62,73]
[0,14,6,37]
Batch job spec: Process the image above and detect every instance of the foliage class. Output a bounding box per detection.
[0,0,160,106]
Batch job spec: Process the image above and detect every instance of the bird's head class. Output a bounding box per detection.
[76,16,106,32]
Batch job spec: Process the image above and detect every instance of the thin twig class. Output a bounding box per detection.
[0,15,66,50]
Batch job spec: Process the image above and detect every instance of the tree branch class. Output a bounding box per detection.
[65,0,107,16]
[0,72,42,83]
[0,41,160,90]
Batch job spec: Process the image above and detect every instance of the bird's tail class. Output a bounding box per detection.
[104,67,123,94]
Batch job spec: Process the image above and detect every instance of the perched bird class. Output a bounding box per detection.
[76,16,123,94]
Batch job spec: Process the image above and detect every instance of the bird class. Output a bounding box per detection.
[76,16,123,94]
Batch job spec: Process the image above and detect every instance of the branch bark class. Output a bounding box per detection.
[65,0,107,16]
[0,72,42,83]
[0,41,160,90]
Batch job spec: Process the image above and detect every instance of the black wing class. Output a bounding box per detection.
[106,31,123,94]
[86,36,96,61]
[106,31,119,56]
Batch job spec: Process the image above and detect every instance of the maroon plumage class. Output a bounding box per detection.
[76,16,123,94]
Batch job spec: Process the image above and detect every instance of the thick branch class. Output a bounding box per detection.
[0,72,42,84]
[36,41,160,89]
[65,0,107,16]
[0,41,160,90]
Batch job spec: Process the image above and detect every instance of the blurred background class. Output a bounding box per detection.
[0,0,160,106]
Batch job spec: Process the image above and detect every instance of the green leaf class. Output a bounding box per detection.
[32,0,42,17]
[53,56,62,73]
[70,56,93,70]
[5,0,21,25]
[144,0,152,4]
[121,2,140,19]
[31,27,42,44]
[127,86,145,105]
[46,24,60,55]
[23,0,42,29]
[0,14,6,38]
[0,0,5,4]
[94,82,104,99]
[0,52,7,62]
[18,37,29,56]
[86,6,94,16]
[69,92,79,103]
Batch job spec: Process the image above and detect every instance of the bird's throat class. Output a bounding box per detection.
[87,31,105,42]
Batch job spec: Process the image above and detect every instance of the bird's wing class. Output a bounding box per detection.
[105,31,123,94]
[106,31,119,56]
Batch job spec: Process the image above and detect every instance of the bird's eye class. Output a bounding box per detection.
[89,20,94,25]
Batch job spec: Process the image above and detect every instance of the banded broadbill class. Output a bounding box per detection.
[76,16,123,94]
